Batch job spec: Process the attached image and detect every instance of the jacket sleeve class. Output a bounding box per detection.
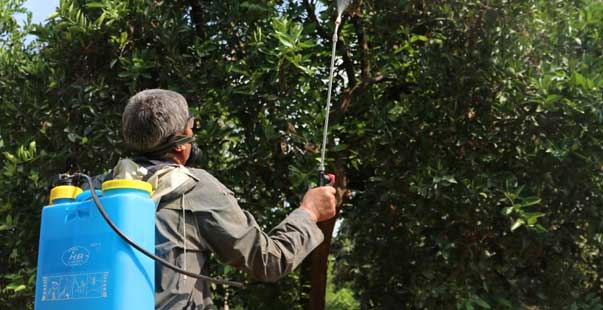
[186,170,324,282]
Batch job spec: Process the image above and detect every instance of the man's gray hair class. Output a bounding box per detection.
[122,89,189,153]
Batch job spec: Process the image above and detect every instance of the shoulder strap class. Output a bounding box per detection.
[111,158,197,206]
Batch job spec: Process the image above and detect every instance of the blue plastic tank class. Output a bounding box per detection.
[34,180,155,310]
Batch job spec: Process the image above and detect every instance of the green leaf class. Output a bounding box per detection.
[3,152,16,163]
[13,284,27,292]
[442,176,457,184]
[526,212,546,225]
[544,94,562,104]
[510,219,524,231]
[501,207,513,215]
[240,2,272,14]
[85,2,104,9]
[472,296,491,309]
[520,197,541,208]
[411,34,429,42]
[331,144,349,152]
[4,283,26,292]
[47,12,59,19]
[276,35,294,49]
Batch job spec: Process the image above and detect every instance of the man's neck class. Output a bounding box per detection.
[164,153,186,166]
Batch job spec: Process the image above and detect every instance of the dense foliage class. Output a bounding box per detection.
[1,0,603,309]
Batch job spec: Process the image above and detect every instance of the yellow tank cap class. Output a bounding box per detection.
[49,185,83,204]
[102,179,153,194]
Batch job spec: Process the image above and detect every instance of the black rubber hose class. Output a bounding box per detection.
[73,173,245,288]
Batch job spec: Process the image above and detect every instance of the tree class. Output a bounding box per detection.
[332,0,603,308]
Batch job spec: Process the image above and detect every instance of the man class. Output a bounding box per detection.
[117,89,337,309]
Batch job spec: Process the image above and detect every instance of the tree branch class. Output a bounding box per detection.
[336,74,390,116]
[189,0,205,39]
[301,0,329,39]
[351,9,370,82]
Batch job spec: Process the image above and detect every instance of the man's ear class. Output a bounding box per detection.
[173,144,186,153]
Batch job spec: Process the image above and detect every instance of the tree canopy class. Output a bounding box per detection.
[1,0,603,309]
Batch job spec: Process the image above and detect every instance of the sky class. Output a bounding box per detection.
[22,0,60,24]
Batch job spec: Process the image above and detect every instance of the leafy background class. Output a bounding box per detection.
[1,0,603,309]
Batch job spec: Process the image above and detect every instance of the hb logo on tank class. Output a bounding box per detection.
[62,246,90,266]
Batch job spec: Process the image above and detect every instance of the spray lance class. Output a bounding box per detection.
[318,0,353,187]
[308,1,355,310]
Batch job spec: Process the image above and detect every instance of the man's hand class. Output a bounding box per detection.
[299,186,337,222]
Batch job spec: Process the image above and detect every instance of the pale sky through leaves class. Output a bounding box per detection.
[21,0,59,24]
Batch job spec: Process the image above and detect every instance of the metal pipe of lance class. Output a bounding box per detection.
[319,0,352,177]
[318,17,341,174]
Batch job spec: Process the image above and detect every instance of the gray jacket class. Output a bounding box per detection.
[108,158,324,310]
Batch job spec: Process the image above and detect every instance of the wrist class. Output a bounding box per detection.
[298,206,318,223]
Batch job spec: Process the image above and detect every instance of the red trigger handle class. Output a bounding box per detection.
[318,171,336,186]
[326,173,336,186]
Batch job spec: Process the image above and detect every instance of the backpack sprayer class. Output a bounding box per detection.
[34,173,242,310]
